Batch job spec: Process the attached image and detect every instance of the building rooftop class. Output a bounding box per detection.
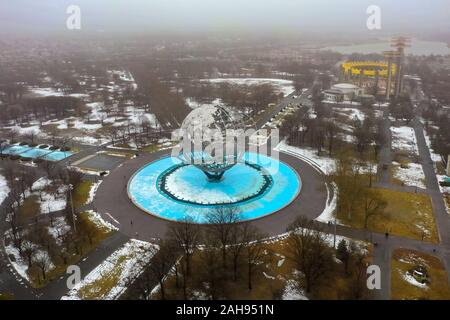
[332,83,360,90]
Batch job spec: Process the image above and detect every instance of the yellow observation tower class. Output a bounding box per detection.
[341,61,397,97]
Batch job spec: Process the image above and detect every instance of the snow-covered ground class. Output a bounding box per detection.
[423,129,442,163]
[275,141,336,175]
[185,97,222,109]
[8,69,155,148]
[282,279,308,300]
[201,78,295,97]
[62,239,158,300]
[5,238,56,283]
[8,177,67,215]
[29,87,65,97]
[0,174,10,205]
[4,124,42,136]
[392,162,426,189]
[83,210,119,232]
[391,126,419,155]
[335,107,366,122]
[274,142,341,225]
[315,182,338,224]
[401,271,428,289]
[86,181,102,205]
[32,177,68,213]
[5,243,30,281]
[47,217,71,246]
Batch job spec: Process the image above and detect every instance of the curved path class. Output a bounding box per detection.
[94,149,328,241]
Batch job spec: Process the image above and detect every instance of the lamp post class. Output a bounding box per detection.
[333,218,337,249]
[69,184,76,233]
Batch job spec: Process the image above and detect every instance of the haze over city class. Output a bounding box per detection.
[0,0,449,36]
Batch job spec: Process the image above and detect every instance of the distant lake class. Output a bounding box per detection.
[322,39,450,56]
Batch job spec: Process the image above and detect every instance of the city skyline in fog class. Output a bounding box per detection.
[0,0,449,37]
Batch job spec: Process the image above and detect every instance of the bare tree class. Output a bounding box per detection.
[348,251,370,299]
[228,223,250,281]
[362,189,386,229]
[206,206,240,269]
[146,240,178,300]
[21,240,37,268]
[285,217,335,293]
[33,253,52,281]
[242,225,266,291]
[199,245,222,300]
[167,217,200,299]
[167,217,200,278]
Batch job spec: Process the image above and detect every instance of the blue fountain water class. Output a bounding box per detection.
[128,152,301,223]
[2,144,73,162]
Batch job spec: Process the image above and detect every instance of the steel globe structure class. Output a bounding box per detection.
[177,105,246,181]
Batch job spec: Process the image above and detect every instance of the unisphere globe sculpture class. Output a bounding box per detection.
[177,105,246,181]
[127,103,302,223]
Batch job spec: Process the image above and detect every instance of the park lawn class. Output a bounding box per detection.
[338,188,439,243]
[157,237,372,300]
[390,162,426,189]
[102,151,135,158]
[139,144,159,153]
[263,238,373,300]
[160,246,283,300]
[139,141,175,154]
[391,249,450,300]
[17,195,40,221]
[29,212,114,288]
[72,180,93,209]
[78,211,116,239]
[77,255,127,300]
[0,293,14,300]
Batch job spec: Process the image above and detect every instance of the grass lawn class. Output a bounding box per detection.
[72,180,93,209]
[102,151,135,158]
[139,142,175,154]
[29,212,114,288]
[161,246,282,300]
[66,239,156,300]
[391,249,450,300]
[0,293,14,300]
[338,188,439,243]
[77,255,127,300]
[17,195,40,222]
[158,237,372,300]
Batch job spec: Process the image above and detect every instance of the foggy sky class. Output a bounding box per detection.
[0,0,449,36]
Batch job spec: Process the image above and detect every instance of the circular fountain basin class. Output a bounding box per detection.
[127,152,301,223]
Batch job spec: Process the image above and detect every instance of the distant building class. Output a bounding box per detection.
[323,89,345,103]
[330,83,363,100]
[340,61,397,97]
[322,83,364,105]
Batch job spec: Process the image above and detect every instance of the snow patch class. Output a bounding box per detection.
[62,239,158,300]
